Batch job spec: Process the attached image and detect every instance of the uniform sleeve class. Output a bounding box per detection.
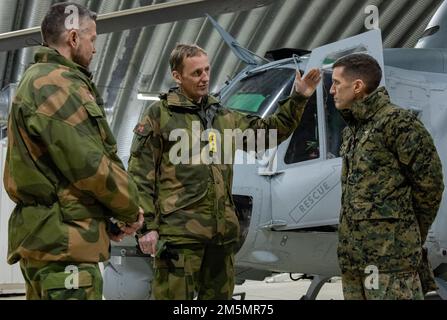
[128,104,161,233]
[26,77,140,224]
[388,113,444,240]
[231,91,309,147]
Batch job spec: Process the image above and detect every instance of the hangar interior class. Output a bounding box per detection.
[0,0,443,157]
[0,0,446,300]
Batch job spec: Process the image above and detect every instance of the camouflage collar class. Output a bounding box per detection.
[34,46,93,80]
[164,89,220,110]
[350,87,390,122]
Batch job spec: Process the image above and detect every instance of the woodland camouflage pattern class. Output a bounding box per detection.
[5,47,140,265]
[338,87,444,295]
[20,259,102,300]
[128,89,309,246]
[153,243,235,300]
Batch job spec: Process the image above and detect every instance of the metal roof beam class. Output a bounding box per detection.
[0,0,275,52]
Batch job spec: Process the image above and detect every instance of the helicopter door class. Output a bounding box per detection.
[270,30,385,230]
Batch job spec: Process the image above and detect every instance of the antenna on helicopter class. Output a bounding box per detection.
[206,14,270,66]
[416,1,447,49]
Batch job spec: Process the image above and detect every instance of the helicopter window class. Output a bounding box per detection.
[284,95,320,164]
[322,46,368,68]
[221,68,295,117]
[323,71,346,159]
[227,94,266,113]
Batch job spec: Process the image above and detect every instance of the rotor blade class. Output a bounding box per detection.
[0,0,275,52]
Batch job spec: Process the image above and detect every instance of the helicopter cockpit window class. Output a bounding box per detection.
[323,71,346,159]
[319,46,368,69]
[221,68,295,117]
[284,95,319,164]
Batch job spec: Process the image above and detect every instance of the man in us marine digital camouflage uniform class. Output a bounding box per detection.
[331,53,444,300]
[4,2,143,300]
[128,44,322,300]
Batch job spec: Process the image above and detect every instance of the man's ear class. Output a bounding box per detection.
[172,71,182,85]
[68,30,78,49]
[353,79,367,95]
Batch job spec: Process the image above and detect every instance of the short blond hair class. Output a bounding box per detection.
[169,44,207,73]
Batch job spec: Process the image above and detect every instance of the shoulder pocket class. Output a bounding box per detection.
[83,101,104,118]
[131,123,152,156]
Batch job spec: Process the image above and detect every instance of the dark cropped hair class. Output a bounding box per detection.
[41,2,97,46]
[170,44,207,73]
[333,53,382,94]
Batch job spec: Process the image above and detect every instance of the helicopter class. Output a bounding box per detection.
[102,6,447,300]
[0,0,446,300]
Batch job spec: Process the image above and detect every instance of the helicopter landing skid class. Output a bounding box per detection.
[300,275,332,300]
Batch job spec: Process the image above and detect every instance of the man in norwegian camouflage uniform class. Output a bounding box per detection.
[4,3,143,300]
[129,44,322,300]
[331,53,444,300]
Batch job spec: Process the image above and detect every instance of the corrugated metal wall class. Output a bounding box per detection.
[0,0,443,150]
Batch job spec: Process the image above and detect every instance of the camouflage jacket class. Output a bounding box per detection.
[4,47,140,264]
[128,89,308,245]
[338,87,444,279]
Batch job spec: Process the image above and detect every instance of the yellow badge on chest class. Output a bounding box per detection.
[209,131,218,154]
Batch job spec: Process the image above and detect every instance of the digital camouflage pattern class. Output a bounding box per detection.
[128,89,309,246]
[342,270,424,300]
[152,243,235,300]
[5,47,140,265]
[338,87,444,297]
[20,259,102,300]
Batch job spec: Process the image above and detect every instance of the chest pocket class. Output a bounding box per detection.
[84,101,117,155]
[358,129,371,145]
[357,127,391,167]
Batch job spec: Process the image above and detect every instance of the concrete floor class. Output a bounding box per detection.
[2,274,441,300]
[1,273,343,300]
[235,274,344,300]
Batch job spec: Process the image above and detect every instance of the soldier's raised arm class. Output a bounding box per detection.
[230,69,321,146]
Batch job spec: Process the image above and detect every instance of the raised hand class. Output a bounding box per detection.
[294,68,322,98]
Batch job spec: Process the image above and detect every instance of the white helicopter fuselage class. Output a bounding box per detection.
[221,30,447,299]
[230,62,447,280]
